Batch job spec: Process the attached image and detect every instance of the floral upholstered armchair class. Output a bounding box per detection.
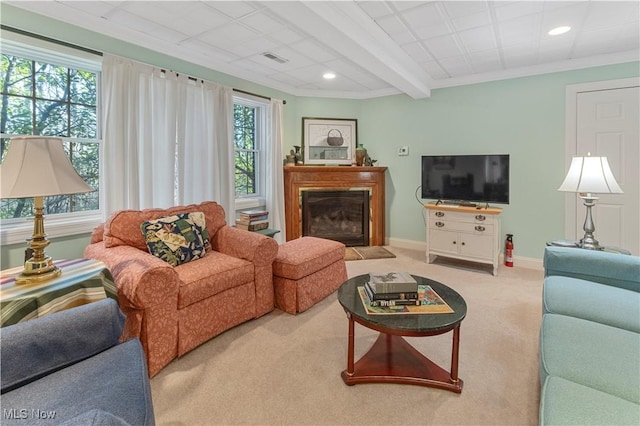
[84,201,279,376]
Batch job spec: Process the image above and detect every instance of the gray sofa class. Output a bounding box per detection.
[1,299,154,425]
[539,246,640,425]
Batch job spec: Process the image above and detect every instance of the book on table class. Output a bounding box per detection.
[238,210,268,221]
[363,283,419,306]
[235,219,269,231]
[368,271,418,294]
[363,282,418,301]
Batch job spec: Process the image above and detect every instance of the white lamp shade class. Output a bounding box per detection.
[558,155,623,194]
[1,136,95,198]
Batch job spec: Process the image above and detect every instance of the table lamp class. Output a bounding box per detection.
[0,136,95,284]
[558,153,623,250]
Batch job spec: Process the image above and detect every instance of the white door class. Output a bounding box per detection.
[566,80,639,255]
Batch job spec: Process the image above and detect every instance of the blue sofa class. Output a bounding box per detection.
[540,246,640,425]
[1,299,155,425]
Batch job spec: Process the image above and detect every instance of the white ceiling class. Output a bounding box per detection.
[7,1,640,99]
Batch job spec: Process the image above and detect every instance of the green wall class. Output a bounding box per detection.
[1,4,638,267]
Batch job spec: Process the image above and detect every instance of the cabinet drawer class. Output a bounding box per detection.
[429,209,495,224]
[429,219,494,234]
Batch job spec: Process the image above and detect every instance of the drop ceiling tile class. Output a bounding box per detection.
[375,14,408,36]
[413,24,451,41]
[58,1,118,17]
[582,1,640,30]
[459,26,497,53]
[240,11,285,35]
[502,45,539,68]
[493,1,543,22]
[180,39,242,63]
[540,2,589,35]
[106,8,160,34]
[391,1,428,13]
[389,30,417,46]
[209,1,258,19]
[401,41,434,63]
[421,61,449,79]
[401,2,447,30]
[144,25,190,45]
[450,10,492,32]
[441,1,488,18]
[290,40,337,63]
[439,55,473,77]
[469,51,503,74]
[499,14,541,47]
[355,1,393,19]
[198,22,259,47]
[423,34,463,59]
[229,38,280,58]
[265,47,315,70]
[284,63,328,81]
[324,58,368,76]
[267,27,306,45]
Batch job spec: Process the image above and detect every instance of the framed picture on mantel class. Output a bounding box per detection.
[302,117,357,165]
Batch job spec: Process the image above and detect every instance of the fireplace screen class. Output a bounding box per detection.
[301,190,370,246]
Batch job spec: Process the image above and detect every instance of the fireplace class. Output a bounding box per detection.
[284,166,387,245]
[302,189,370,246]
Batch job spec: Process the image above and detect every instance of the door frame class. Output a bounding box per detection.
[564,77,640,240]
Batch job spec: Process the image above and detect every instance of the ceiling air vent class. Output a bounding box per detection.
[262,52,288,64]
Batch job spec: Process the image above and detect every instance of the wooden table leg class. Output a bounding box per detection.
[341,313,355,384]
[450,325,460,384]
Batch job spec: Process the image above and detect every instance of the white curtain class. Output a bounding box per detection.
[102,54,234,220]
[266,99,286,243]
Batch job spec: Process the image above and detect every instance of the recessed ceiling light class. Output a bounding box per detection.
[323,72,336,80]
[548,26,571,36]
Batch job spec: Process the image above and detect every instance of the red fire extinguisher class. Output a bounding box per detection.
[505,234,514,267]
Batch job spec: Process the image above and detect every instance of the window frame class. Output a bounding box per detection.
[233,94,268,210]
[0,31,103,245]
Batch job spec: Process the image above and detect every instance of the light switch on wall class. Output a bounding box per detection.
[397,146,409,156]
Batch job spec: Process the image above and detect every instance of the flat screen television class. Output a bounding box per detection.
[421,154,510,204]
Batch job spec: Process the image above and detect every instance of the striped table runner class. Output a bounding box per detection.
[0,258,117,327]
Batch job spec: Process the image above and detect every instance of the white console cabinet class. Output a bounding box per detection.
[425,204,502,276]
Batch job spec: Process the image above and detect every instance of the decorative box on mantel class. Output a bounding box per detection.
[284,166,388,246]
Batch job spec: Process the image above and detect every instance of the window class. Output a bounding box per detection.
[0,33,102,242]
[233,95,267,206]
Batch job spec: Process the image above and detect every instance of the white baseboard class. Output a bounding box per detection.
[385,237,543,271]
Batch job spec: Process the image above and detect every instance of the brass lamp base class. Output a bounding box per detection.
[14,196,62,284]
[15,260,61,284]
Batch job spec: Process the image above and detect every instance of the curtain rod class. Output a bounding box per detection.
[1,25,102,57]
[234,88,287,105]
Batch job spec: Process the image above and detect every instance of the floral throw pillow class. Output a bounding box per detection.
[140,212,208,266]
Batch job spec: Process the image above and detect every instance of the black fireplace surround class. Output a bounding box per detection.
[301,190,370,247]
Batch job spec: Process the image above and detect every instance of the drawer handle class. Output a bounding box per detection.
[475,215,486,221]
[475,226,486,232]
[435,211,445,217]
[435,221,445,227]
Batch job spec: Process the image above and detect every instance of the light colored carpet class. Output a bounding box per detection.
[150,246,543,425]
[344,246,396,261]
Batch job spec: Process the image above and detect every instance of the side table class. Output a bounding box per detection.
[0,258,117,327]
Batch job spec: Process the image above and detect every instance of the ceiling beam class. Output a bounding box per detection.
[264,1,432,99]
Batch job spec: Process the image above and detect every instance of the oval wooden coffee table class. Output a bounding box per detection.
[337,274,467,393]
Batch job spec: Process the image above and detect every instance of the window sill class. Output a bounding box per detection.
[235,197,266,211]
[0,212,102,245]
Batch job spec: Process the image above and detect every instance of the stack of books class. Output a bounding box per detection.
[235,209,269,231]
[363,271,419,307]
